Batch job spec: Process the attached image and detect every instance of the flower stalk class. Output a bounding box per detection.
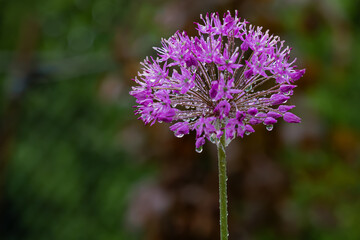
[217,130,228,240]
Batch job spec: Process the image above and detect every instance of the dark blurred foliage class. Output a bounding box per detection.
[0,0,360,239]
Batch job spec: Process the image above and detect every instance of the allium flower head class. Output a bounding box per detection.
[130,11,305,152]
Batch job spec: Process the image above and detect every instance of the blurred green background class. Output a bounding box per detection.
[0,0,359,239]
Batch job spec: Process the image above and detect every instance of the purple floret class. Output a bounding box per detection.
[264,117,277,125]
[283,112,301,123]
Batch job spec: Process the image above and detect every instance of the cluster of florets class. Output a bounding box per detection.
[130,11,305,152]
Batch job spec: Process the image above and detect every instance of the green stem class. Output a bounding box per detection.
[217,132,228,240]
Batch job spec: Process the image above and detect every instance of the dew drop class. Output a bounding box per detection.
[210,134,217,144]
[195,146,203,153]
[245,85,252,92]
[266,124,274,131]
[175,133,184,138]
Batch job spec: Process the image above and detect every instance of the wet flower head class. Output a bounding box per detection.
[130,11,305,152]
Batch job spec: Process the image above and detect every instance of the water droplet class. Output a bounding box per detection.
[210,134,217,144]
[245,85,252,92]
[195,146,203,153]
[266,124,273,131]
[175,133,184,138]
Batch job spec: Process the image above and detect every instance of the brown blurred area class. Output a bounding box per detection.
[1,0,360,239]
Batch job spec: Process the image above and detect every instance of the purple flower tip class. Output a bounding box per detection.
[280,84,296,93]
[248,107,258,116]
[249,118,263,125]
[214,100,231,119]
[170,122,190,136]
[244,69,253,79]
[236,111,246,122]
[271,94,290,105]
[209,81,219,99]
[185,55,198,68]
[264,117,277,125]
[290,69,305,81]
[278,105,295,113]
[267,111,282,118]
[245,124,255,133]
[241,41,249,51]
[196,136,206,148]
[255,112,266,118]
[283,112,301,123]
[158,108,176,123]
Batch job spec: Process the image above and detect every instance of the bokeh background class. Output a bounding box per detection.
[1,0,360,239]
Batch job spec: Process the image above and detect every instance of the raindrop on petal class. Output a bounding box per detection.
[266,124,274,131]
[245,85,252,92]
[210,134,217,144]
[175,133,184,138]
[195,146,203,153]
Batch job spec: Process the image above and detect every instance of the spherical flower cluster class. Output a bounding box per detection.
[130,11,305,152]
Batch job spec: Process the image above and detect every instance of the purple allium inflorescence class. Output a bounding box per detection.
[130,11,305,152]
